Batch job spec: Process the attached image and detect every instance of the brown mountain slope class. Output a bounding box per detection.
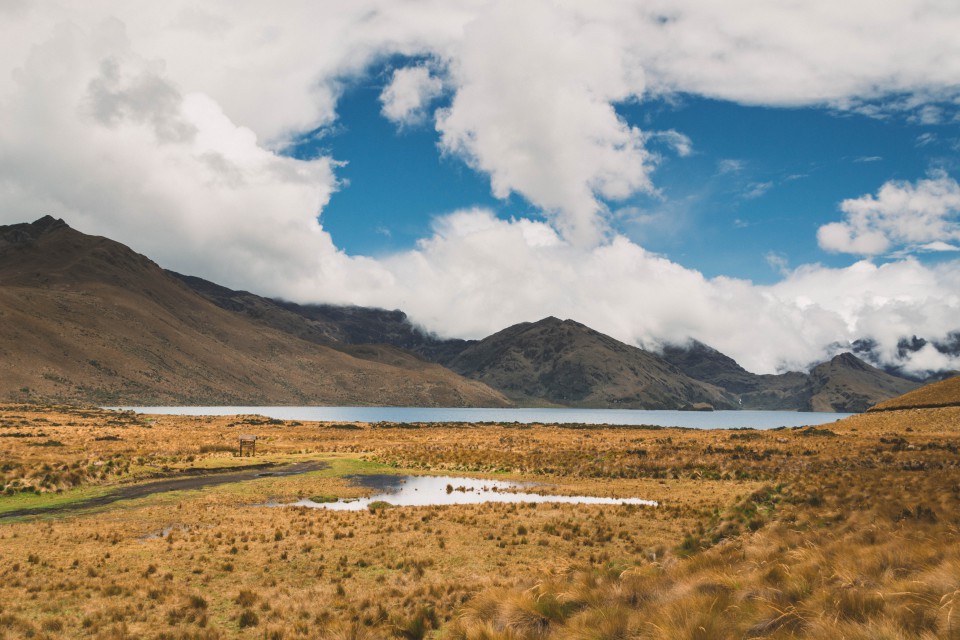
[660,342,918,412]
[868,373,960,411]
[0,217,510,406]
[659,341,810,410]
[805,352,920,412]
[170,247,920,413]
[445,317,739,409]
[171,272,470,364]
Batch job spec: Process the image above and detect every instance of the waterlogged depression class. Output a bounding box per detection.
[271,475,658,511]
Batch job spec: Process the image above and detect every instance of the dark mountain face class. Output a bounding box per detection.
[0,217,509,407]
[847,335,960,382]
[171,272,472,364]
[660,341,919,412]
[443,317,739,409]
[659,341,757,394]
[178,259,925,413]
[175,277,741,409]
[3,216,927,412]
[805,352,920,412]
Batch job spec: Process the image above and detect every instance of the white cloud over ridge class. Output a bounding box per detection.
[345,210,960,375]
[1,1,960,375]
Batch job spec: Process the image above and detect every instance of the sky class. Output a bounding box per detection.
[1,1,959,375]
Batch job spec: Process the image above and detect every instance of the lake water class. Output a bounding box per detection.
[271,475,657,511]
[119,406,853,430]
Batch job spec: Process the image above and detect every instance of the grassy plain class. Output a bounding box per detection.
[0,403,958,639]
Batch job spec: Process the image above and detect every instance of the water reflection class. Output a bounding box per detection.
[275,475,657,511]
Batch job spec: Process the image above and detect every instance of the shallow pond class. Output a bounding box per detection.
[272,475,657,511]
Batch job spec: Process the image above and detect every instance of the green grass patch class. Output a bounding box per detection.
[319,457,399,476]
[0,484,112,516]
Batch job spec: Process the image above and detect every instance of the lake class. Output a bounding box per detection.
[117,406,853,429]
[270,474,658,511]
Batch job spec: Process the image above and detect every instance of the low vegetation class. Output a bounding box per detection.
[0,403,957,638]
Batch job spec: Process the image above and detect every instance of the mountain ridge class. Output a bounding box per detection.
[0,217,509,407]
[175,261,923,412]
[442,317,739,409]
[0,217,926,412]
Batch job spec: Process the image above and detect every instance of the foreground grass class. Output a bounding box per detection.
[0,404,957,638]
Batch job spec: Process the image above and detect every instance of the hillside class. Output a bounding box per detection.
[659,341,810,409]
[172,272,470,363]
[661,341,918,412]
[179,268,922,412]
[805,352,920,412]
[444,317,739,409]
[0,217,510,406]
[868,373,960,411]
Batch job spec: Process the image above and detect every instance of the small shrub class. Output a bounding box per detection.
[238,609,259,628]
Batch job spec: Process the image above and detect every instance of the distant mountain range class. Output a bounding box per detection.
[1,216,943,411]
[848,335,960,382]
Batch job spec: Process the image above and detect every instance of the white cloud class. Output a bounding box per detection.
[818,173,960,255]
[717,159,745,174]
[765,252,789,276]
[633,1,960,112]
[335,209,960,374]
[1,1,960,379]
[380,65,444,127]
[645,130,693,157]
[918,241,960,252]
[436,2,653,246]
[743,181,773,199]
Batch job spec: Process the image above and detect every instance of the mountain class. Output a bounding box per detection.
[868,373,960,411]
[805,352,920,412]
[848,335,959,382]
[0,217,509,406]
[178,267,923,412]
[171,272,470,363]
[661,341,919,412]
[659,341,810,409]
[442,317,739,409]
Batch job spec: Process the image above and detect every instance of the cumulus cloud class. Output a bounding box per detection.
[633,1,960,112]
[818,173,960,255]
[436,2,653,246]
[645,130,693,157]
[335,209,960,374]
[1,1,960,377]
[380,65,444,126]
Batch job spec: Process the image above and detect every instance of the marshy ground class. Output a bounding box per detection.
[0,403,957,638]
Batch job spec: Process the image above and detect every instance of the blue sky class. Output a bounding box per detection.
[2,1,959,374]
[308,68,956,284]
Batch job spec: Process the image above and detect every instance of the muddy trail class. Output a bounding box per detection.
[0,460,329,520]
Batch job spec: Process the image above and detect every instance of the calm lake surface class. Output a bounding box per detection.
[272,475,658,511]
[119,406,853,429]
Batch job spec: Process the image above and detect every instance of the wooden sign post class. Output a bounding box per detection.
[239,435,256,457]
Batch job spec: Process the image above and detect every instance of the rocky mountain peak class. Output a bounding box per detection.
[0,215,69,247]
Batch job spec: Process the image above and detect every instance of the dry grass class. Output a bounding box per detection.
[0,404,958,638]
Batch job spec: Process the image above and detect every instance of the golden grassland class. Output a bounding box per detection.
[0,403,958,639]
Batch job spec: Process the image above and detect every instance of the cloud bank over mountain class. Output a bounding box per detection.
[1,0,959,375]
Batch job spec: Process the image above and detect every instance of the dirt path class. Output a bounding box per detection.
[0,460,329,520]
